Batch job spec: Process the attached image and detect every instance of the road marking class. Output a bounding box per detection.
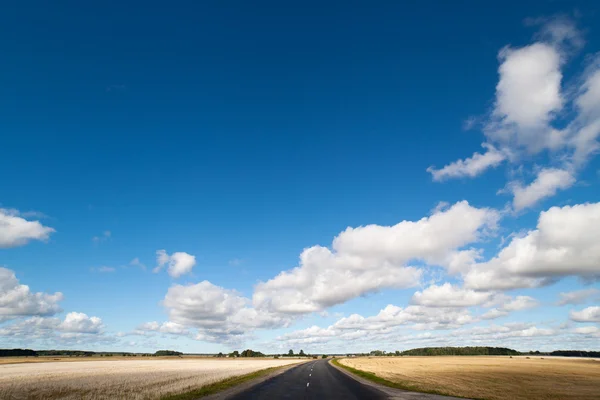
[307,382,310,387]
[309,373,311,377]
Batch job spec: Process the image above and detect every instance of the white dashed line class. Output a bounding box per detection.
[309,374,311,377]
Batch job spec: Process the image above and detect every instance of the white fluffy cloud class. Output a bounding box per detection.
[0,208,55,248]
[557,288,600,306]
[253,201,498,314]
[481,296,539,320]
[570,306,600,323]
[0,312,105,344]
[426,18,600,215]
[59,312,103,334]
[510,168,575,211]
[569,60,600,164]
[464,202,600,290]
[411,283,494,308]
[154,250,196,278]
[159,280,291,343]
[427,144,506,181]
[0,267,63,321]
[489,43,564,151]
[138,321,190,335]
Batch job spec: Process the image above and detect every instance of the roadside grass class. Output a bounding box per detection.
[330,358,477,399]
[160,365,287,400]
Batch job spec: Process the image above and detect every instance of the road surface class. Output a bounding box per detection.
[227,359,387,400]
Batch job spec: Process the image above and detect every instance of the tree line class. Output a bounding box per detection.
[398,347,520,356]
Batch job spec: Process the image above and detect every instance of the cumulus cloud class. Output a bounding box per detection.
[58,312,103,333]
[489,42,563,150]
[557,288,600,306]
[510,168,575,211]
[427,17,600,210]
[411,283,494,307]
[159,280,291,343]
[253,201,498,314]
[570,306,600,323]
[464,202,600,290]
[0,208,55,248]
[0,267,63,321]
[154,250,196,278]
[138,321,190,335]
[427,144,506,181]
[570,58,600,164]
[0,312,106,344]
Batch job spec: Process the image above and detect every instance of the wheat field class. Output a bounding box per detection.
[339,356,600,400]
[0,358,304,399]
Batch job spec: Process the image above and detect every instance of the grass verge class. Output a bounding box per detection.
[160,365,288,400]
[330,358,478,399]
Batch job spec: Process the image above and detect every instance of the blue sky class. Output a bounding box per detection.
[1,1,600,353]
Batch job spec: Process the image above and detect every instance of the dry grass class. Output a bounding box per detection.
[339,356,600,400]
[0,356,227,365]
[0,358,304,399]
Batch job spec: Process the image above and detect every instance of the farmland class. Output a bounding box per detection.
[338,356,600,400]
[0,358,305,399]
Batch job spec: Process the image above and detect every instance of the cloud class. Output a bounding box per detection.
[527,15,585,50]
[0,312,106,344]
[92,230,111,243]
[487,42,564,152]
[0,267,63,321]
[480,296,539,320]
[427,144,507,181]
[129,257,146,270]
[570,57,600,164]
[90,266,116,273]
[0,208,55,248]
[138,321,190,335]
[570,306,600,323]
[159,280,291,343]
[411,283,494,307]
[557,288,600,306]
[58,312,103,333]
[465,202,600,290]
[427,18,600,211]
[573,326,600,336]
[153,250,196,278]
[502,295,539,311]
[510,168,575,211]
[253,201,499,315]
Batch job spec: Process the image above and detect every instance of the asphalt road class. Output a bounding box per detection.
[227,359,387,400]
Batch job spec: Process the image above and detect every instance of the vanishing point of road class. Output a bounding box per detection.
[226,359,466,400]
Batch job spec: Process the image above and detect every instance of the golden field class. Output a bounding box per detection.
[0,358,304,399]
[339,356,600,400]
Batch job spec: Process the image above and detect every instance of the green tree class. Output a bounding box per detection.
[288,349,294,356]
[299,349,305,356]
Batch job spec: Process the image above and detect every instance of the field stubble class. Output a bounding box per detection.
[0,358,304,399]
[339,356,600,400]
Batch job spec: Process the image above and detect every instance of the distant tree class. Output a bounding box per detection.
[395,351,400,356]
[288,349,294,356]
[216,352,224,358]
[240,349,265,357]
[299,349,305,356]
[154,350,183,356]
[229,350,240,357]
[322,354,327,359]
